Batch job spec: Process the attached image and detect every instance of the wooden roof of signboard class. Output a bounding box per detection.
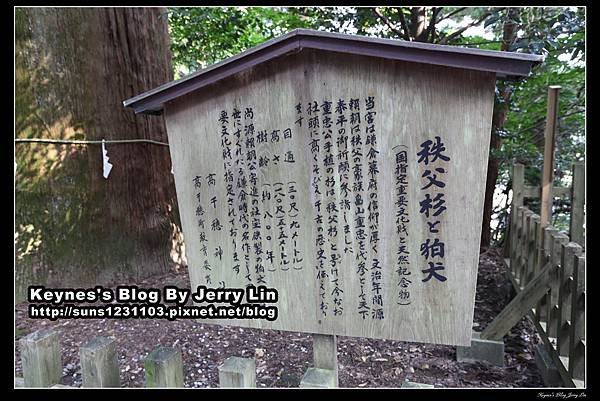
[123,28,544,115]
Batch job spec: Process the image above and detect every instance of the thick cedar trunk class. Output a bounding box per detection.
[90,8,177,253]
[480,8,519,250]
[15,8,182,297]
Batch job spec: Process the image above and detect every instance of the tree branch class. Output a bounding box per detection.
[460,40,504,46]
[372,7,405,39]
[514,107,585,141]
[436,7,467,24]
[425,7,442,42]
[395,7,412,41]
[439,11,492,44]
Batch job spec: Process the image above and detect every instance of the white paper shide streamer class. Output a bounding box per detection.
[102,139,113,179]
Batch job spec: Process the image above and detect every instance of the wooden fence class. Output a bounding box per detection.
[499,162,585,388]
[505,162,585,248]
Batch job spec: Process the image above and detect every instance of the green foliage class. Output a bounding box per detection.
[168,7,318,78]
[167,6,585,242]
[499,7,584,234]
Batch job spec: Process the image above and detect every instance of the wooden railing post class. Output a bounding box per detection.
[536,227,558,322]
[514,207,525,283]
[529,214,541,284]
[557,243,583,357]
[569,254,585,382]
[547,232,569,340]
[540,86,560,229]
[505,163,525,258]
[512,163,525,209]
[521,210,534,287]
[570,162,585,247]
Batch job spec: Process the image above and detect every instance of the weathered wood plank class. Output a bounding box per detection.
[20,329,62,387]
[539,86,560,228]
[528,214,541,284]
[504,247,581,388]
[521,210,533,287]
[523,185,570,199]
[569,162,585,247]
[164,49,496,346]
[536,226,558,323]
[569,254,585,381]
[557,243,582,357]
[80,337,120,388]
[512,164,525,208]
[514,207,526,284]
[218,357,256,388]
[547,232,569,340]
[313,334,338,386]
[481,259,557,341]
[144,347,184,388]
[505,164,524,259]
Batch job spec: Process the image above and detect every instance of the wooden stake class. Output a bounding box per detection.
[20,329,62,387]
[144,347,184,388]
[540,86,561,229]
[218,356,256,388]
[80,337,120,388]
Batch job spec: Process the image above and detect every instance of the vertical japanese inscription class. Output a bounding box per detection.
[364,97,383,320]
[239,108,253,284]
[347,98,368,320]
[192,174,210,284]
[219,110,239,280]
[393,147,412,305]
[196,95,391,325]
[304,101,329,317]
[322,100,343,316]
[417,136,450,284]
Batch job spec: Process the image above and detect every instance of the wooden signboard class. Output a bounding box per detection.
[164,50,494,346]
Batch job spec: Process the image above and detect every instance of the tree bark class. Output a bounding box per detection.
[15,8,183,298]
[410,7,427,40]
[480,7,519,250]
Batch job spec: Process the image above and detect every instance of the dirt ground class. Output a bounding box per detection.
[14,246,545,388]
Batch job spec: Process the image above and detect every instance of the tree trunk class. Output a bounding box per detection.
[15,8,183,299]
[410,7,427,40]
[480,7,519,250]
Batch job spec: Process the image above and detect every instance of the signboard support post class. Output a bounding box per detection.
[313,333,338,386]
[300,334,338,387]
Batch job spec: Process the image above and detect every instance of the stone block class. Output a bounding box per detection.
[299,368,336,388]
[456,332,504,367]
